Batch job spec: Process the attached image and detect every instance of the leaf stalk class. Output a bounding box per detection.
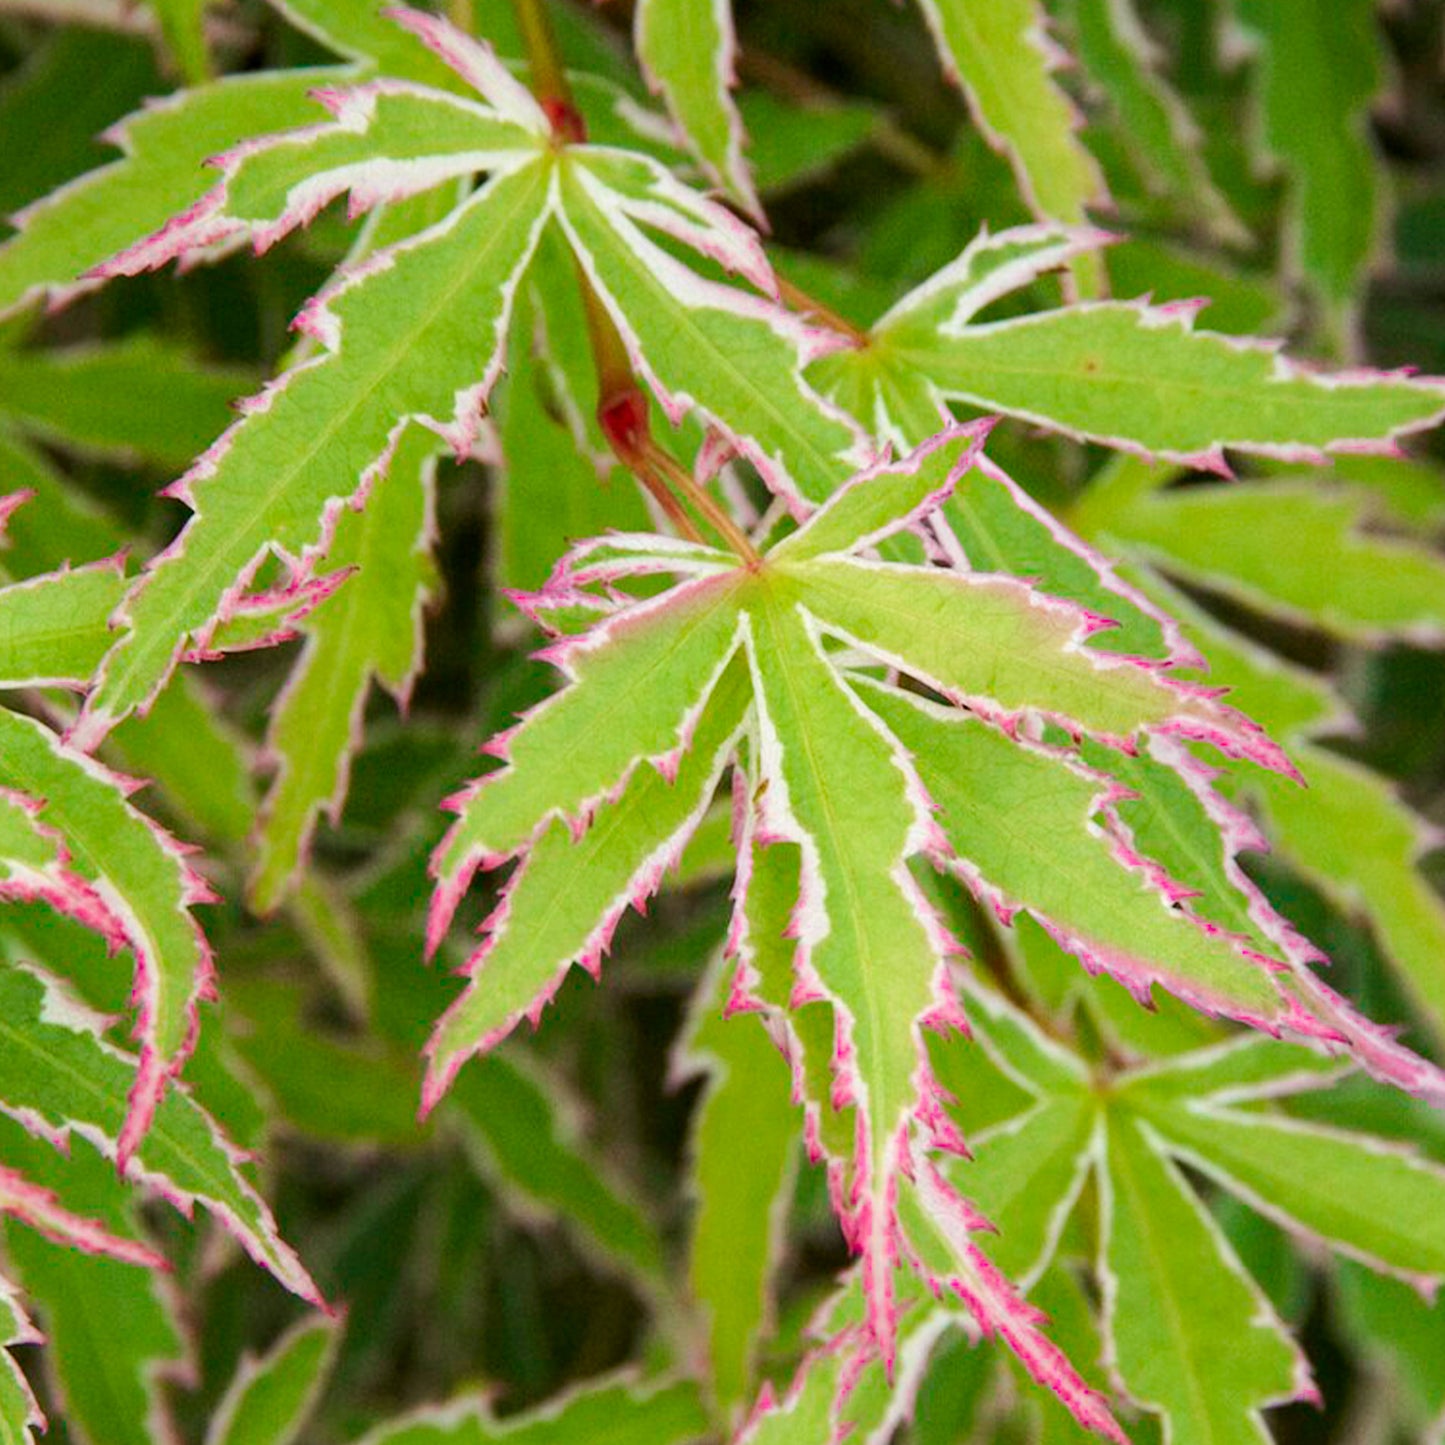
[510,0,759,565]
[512,0,584,143]
[774,274,869,348]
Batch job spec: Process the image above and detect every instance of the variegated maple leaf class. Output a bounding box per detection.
[60,5,860,761]
[423,425,1445,1434]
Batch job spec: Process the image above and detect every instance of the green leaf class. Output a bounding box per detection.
[1139,1098,1445,1290]
[885,297,1445,468]
[146,0,211,84]
[349,1374,708,1444]
[742,590,948,1352]
[1092,480,1445,641]
[866,223,1101,345]
[857,679,1337,1040]
[809,335,1182,666]
[108,678,257,850]
[0,1124,184,1445]
[1120,1034,1348,1108]
[429,561,746,913]
[806,569,1271,755]
[250,423,441,911]
[635,0,759,215]
[1099,1111,1307,1444]
[736,1345,848,1445]
[0,958,319,1305]
[1104,238,1284,336]
[0,67,351,319]
[0,561,127,688]
[0,30,161,220]
[734,837,854,1168]
[224,979,419,1145]
[1333,1260,1445,1433]
[896,1169,1125,1441]
[938,986,1093,1285]
[1114,576,1445,1053]
[1226,0,1384,342]
[676,952,799,1420]
[0,429,124,576]
[102,77,546,271]
[424,423,1445,1420]
[1251,740,1445,1052]
[912,0,1105,289]
[76,154,553,742]
[0,1277,40,1445]
[264,0,492,85]
[737,92,881,197]
[205,1314,343,1445]
[0,708,213,1155]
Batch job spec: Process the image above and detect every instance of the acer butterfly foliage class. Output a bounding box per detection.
[0,1,1444,1443]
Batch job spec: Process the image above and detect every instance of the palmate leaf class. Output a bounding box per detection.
[61,15,552,745]
[423,427,1443,1431]
[64,5,857,742]
[812,224,1445,471]
[948,983,1445,1444]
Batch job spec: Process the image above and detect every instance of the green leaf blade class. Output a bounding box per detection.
[913,0,1105,257]
[0,959,319,1306]
[1100,1112,1308,1444]
[76,157,553,743]
[677,955,799,1419]
[897,302,1445,466]
[0,710,213,1158]
[0,68,352,320]
[205,1314,342,1445]
[429,570,747,948]
[251,425,440,911]
[634,0,758,216]
[423,657,749,1108]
